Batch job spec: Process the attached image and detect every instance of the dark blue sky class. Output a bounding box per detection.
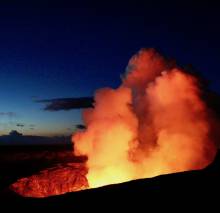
[0,1,219,136]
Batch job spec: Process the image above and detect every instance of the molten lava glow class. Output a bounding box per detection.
[73,49,217,188]
[11,163,88,197]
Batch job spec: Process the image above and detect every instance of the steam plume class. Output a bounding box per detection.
[73,48,217,188]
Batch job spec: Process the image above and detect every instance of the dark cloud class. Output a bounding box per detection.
[9,130,23,136]
[29,124,35,127]
[37,97,94,111]
[16,123,25,127]
[75,124,86,130]
[0,112,16,117]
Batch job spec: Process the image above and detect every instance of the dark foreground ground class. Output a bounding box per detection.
[0,145,219,211]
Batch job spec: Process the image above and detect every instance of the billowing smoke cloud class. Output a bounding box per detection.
[72,48,217,188]
[37,97,94,111]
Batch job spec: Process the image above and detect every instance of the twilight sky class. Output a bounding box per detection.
[0,1,219,136]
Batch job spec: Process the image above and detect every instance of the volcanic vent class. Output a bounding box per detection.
[11,48,217,197]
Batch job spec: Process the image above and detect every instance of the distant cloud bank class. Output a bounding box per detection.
[0,112,16,117]
[37,97,94,111]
